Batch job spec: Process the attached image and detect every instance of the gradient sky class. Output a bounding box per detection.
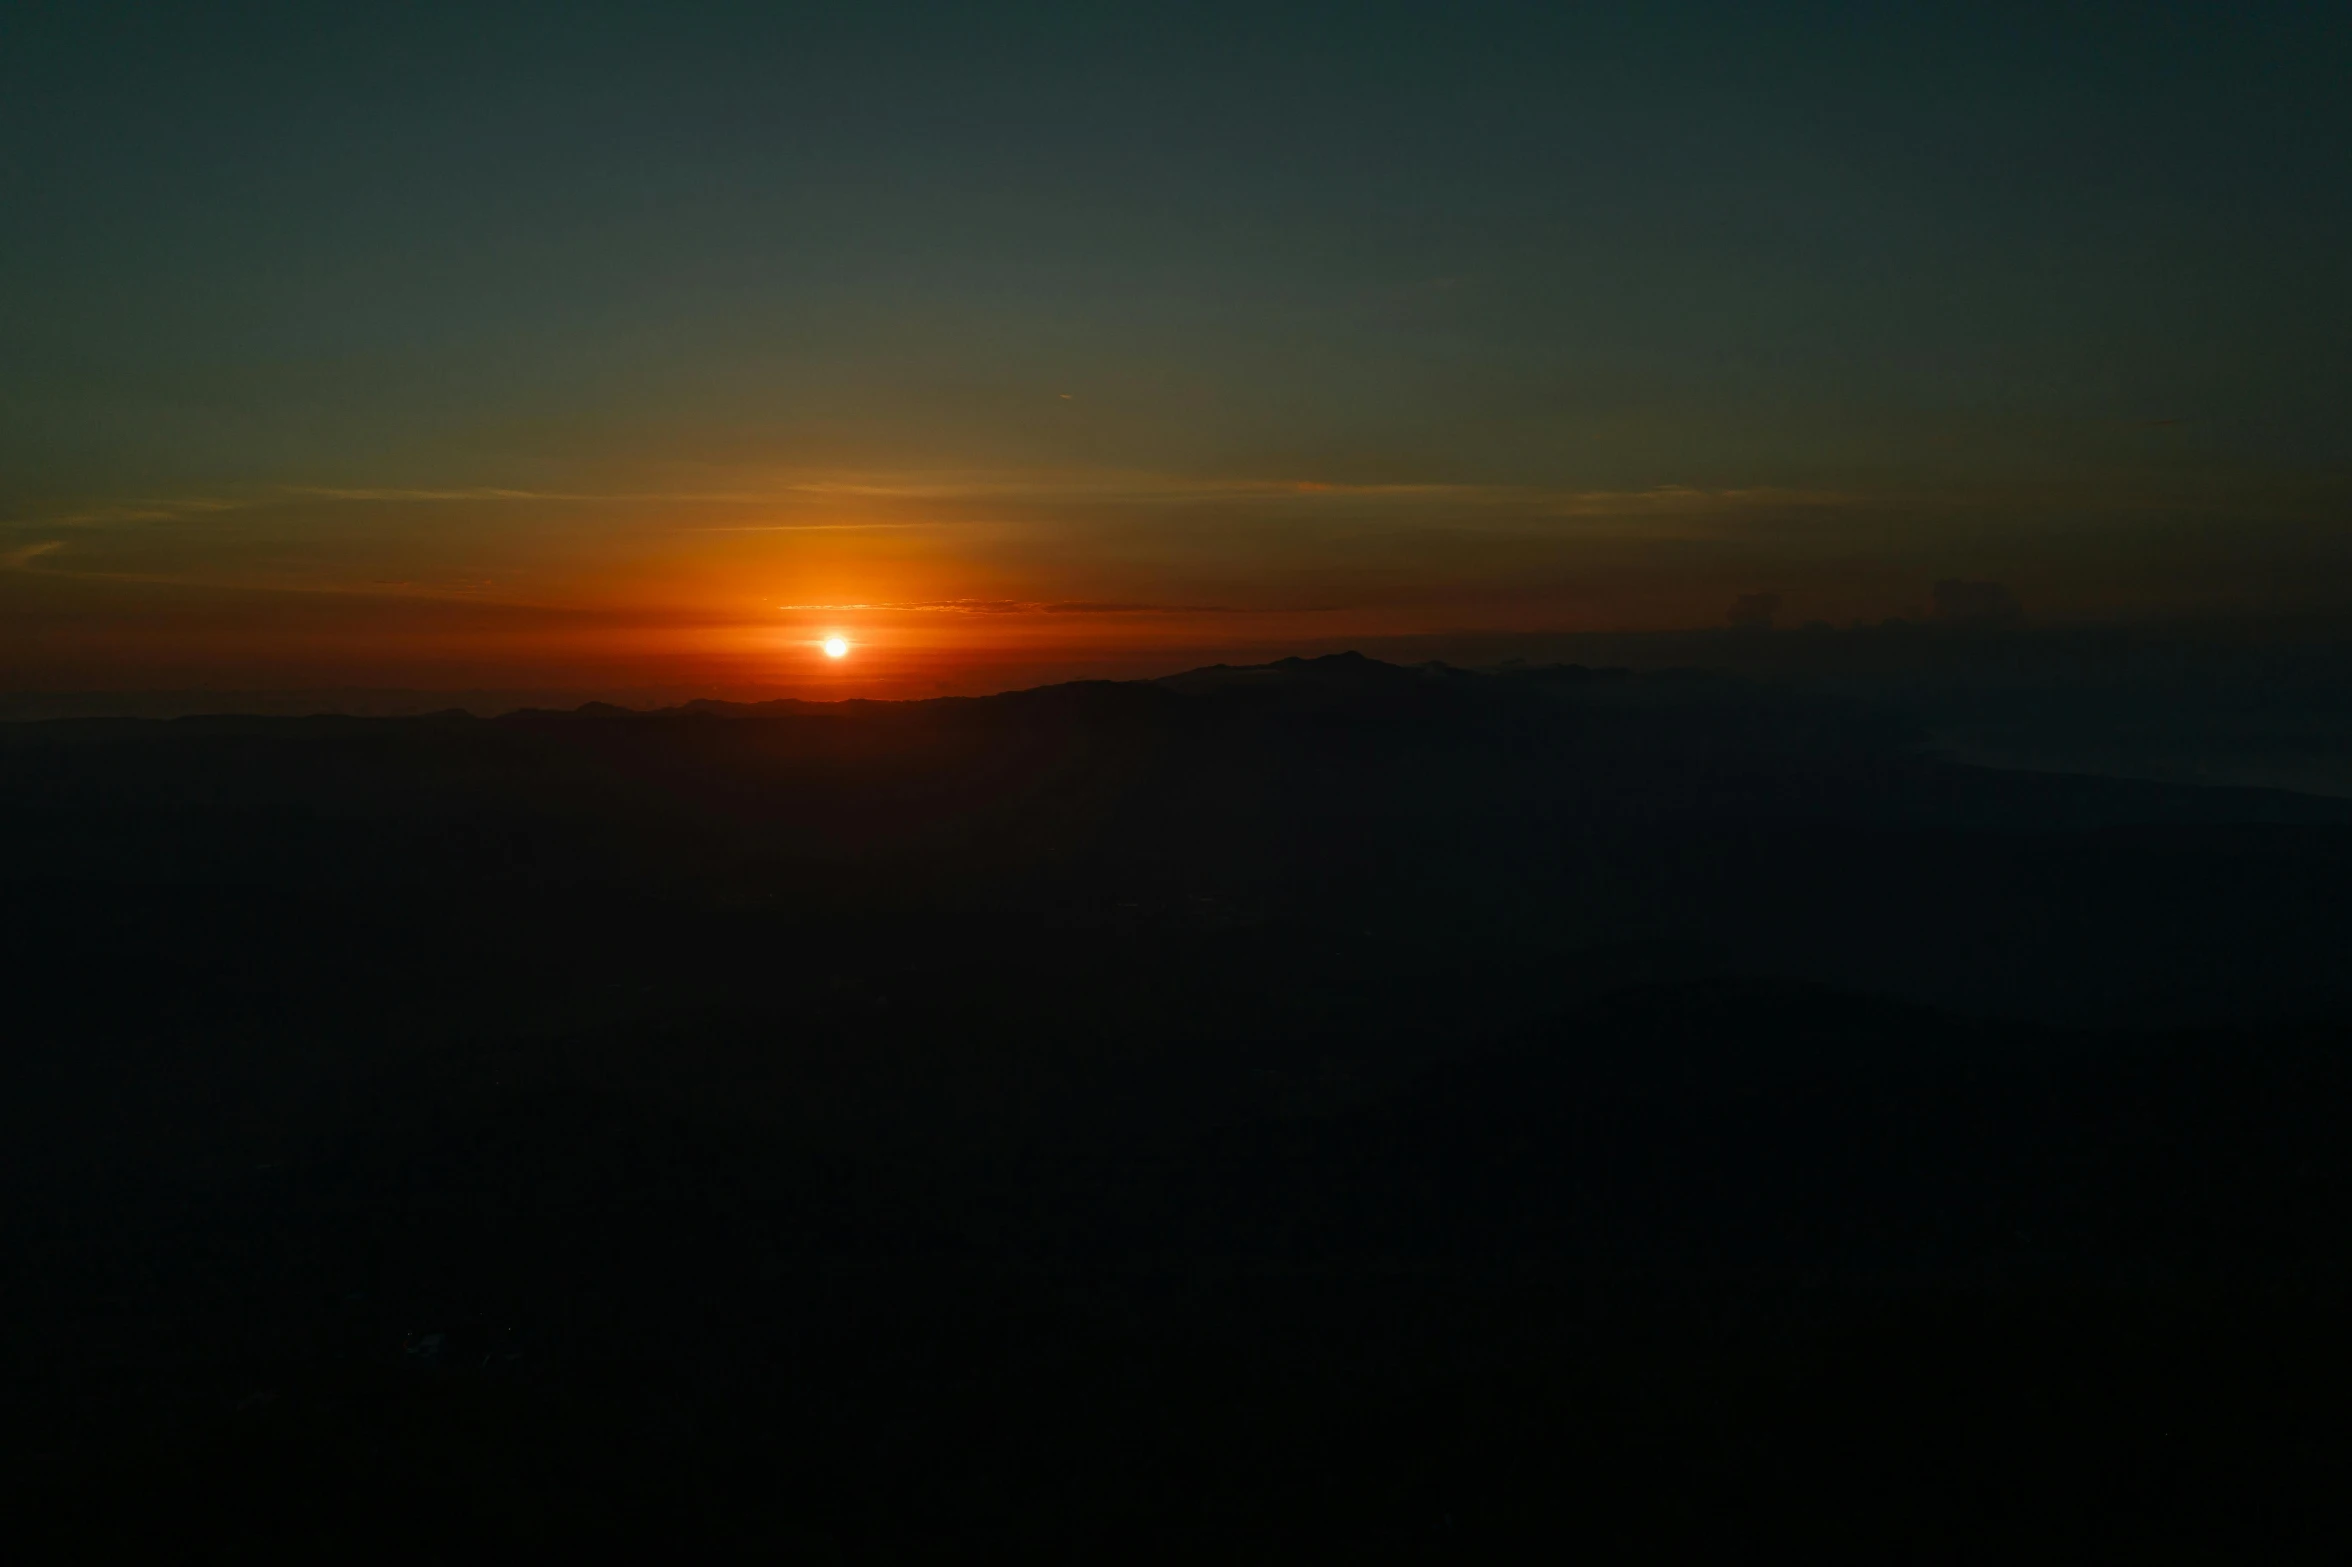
[5,1,2348,695]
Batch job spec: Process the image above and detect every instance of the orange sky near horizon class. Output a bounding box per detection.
[6,461,2349,699]
[9,6,2351,703]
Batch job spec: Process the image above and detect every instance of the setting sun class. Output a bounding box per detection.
[821,636,850,659]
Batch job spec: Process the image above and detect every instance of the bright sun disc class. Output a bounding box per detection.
[821,636,850,659]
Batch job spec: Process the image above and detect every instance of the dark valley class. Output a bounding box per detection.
[6,655,2349,1558]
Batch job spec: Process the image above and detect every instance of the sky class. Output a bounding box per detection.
[4,0,2349,697]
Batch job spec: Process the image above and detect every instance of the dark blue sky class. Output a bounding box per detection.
[4,2,2348,691]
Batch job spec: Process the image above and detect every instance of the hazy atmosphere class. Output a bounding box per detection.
[7,2,2349,699]
[10,4,2352,1557]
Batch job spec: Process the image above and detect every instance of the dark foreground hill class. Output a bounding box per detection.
[5,656,2350,1557]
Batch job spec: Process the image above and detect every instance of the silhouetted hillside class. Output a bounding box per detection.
[5,656,2350,1556]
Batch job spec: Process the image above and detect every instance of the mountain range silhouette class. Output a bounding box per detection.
[6,654,2349,1555]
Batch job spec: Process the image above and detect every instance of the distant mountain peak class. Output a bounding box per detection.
[1155,650,1420,695]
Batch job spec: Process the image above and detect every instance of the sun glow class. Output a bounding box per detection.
[821,636,850,659]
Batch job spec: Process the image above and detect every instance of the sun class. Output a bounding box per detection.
[821,636,850,659]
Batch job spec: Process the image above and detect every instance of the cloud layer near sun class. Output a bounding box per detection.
[5,459,2346,697]
[7,4,2348,697]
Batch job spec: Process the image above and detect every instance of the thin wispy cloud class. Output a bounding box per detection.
[1,541,65,571]
[688,523,944,532]
[776,598,1256,616]
[0,535,566,608]
[5,498,248,529]
[271,475,1495,507]
[17,475,1868,533]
